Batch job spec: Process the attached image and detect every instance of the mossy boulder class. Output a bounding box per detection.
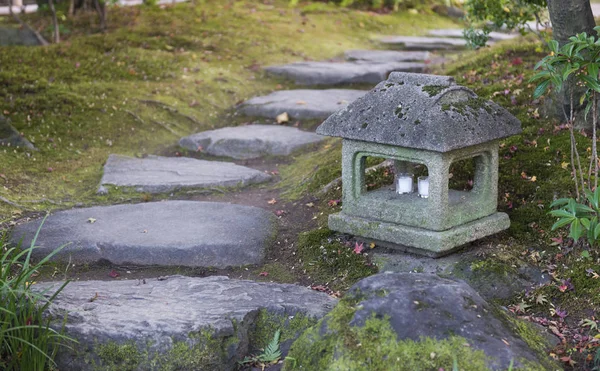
[285,273,558,370]
[0,114,35,149]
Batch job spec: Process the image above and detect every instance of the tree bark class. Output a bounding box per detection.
[48,0,60,43]
[547,0,596,46]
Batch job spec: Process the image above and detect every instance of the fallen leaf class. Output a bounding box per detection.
[108,270,120,278]
[267,198,277,205]
[305,202,314,208]
[328,199,340,207]
[296,100,307,105]
[87,218,97,224]
[369,242,376,249]
[353,242,364,254]
[259,271,269,277]
[530,176,537,182]
[561,162,569,170]
[274,210,285,216]
[276,112,289,124]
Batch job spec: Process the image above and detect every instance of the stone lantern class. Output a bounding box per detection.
[316,72,522,257]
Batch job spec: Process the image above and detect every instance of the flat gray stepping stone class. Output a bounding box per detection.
[98,154,270,194]
[265,61,425,85]
[11,201,276,268]
[34,275,336,370]
[428,28,517,41]
[378,35,468,50]
[344,49,430,63]
[238,89,367,120]
[180,124,325,160]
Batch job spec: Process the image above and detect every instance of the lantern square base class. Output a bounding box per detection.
[328,212,510,258]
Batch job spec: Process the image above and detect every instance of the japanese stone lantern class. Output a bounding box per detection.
[316,72,522,257]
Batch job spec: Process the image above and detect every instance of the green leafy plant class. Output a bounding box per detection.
[463,0,547,48]
[238,329,282,369]
[0,219,75,370]
[532,28,600,246]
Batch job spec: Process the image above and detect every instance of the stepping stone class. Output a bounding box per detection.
[344,49,430,63]
[180,124,325,160]
[265,61,425,85]
[378,36,468,50]
[238,89,367,120]
[11,201,276,268]
[34,275,337,370]
[98,154,270,194]
[427,28,517,41]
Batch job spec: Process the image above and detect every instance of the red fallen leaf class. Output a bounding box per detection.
[108,270,120,278]
[75,62,80,68]
[353,242,364,254]
[47,167,53,172]
[259,272,268,277]
[328,199,340,207]
[274,210,285,216]
[509,145,518,153]
[511,57,523,66]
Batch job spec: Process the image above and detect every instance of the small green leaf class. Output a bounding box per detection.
[550,198,571,208]
[552,218,574,230]
[569,219,583,240]
[550,209,575,218]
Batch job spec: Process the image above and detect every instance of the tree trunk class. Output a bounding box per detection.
[93,0,107,31]
[48,0,60,43]
[547,0,596,46]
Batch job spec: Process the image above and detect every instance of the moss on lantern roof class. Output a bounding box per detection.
[316,72,522,153]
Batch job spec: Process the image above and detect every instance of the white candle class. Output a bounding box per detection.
[418,176,429,198]
[396,174,413,194]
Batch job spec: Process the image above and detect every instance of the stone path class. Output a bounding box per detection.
[12,201,276,268]
[98,154,271,194]
[427,28,518,41]
[238,89,367,120]
[34,275,336,370]
[179,124,324,159]
[265,60,425,85]
[344,49,430,63]
[378,35,468,50]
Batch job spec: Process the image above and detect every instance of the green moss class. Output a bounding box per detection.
[297,228,377,291]
[441,97,492,116]
[284,300,491,371]
[422,84,446,97]
[90,329,234,371]
[95,342,145,371]
[249,309,318,352]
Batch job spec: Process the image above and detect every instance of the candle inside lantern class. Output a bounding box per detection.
[396,173,413,194]
[418,176,429,198]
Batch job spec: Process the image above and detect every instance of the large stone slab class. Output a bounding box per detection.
[179,124,325,160]
[428,28,517,41]
[378,35,468,50]
[286,273,558,370]
[265,61,425,85]
[0,114,35,149]
[11,201,276,268]
[239,89,367,120]
[35,275,337,370]
[98,154,270,194]
[344,49,430,63]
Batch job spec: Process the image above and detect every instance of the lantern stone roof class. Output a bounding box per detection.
[316,72,522,153]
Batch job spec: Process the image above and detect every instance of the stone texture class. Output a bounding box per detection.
[329,212,509,258]
[344,49,430,63]
[34,275,337,370]
[238,89,367,120]
[0,26,40,46]
[0,114,35,149]
[179,124,324,160]
[98,154,271,194]
[288,273,557,370]
[378,35,468,50]
[317,72,522,152]
[428,28,518,41]
[372,248,551,301]
[264,61,425,85]
[11,201,276,268]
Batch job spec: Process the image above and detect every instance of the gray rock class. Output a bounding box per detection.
[264,61,425,85]
[11,201,276,268]
[378,35,469,50]
[428,28,518,41]
[34,275,337,370]
[239,89,367,120]
[432,4,465,19]
[0,26,40,46]
[98,154,271,194]
[179,124,325,160]
[372,248,550,301]
[0,114,35,149]
[344,49,430,63]
[288,273,557,370]
[317,72,521,153]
